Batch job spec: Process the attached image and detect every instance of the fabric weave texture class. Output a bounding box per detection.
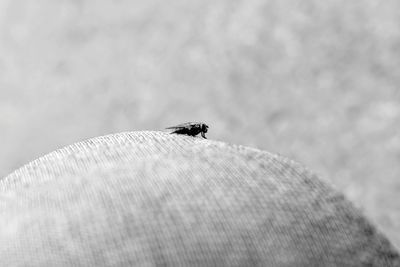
[0,131,399,266]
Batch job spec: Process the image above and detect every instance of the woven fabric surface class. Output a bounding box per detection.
[0,131,399,266]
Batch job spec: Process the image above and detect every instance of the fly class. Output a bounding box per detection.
[166,122,209,139]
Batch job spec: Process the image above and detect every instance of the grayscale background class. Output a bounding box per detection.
[0,0,399,249]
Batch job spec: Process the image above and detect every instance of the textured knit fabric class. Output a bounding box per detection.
[0,131,399,266]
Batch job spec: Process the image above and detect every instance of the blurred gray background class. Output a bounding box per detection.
[0,0,399,249]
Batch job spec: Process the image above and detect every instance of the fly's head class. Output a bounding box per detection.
[201,123,209,133]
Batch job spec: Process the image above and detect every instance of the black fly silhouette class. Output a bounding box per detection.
[166,122,209,139]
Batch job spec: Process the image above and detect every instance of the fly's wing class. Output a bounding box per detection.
[166,122,199,130]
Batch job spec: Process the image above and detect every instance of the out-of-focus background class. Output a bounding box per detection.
[0,0,399,249]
